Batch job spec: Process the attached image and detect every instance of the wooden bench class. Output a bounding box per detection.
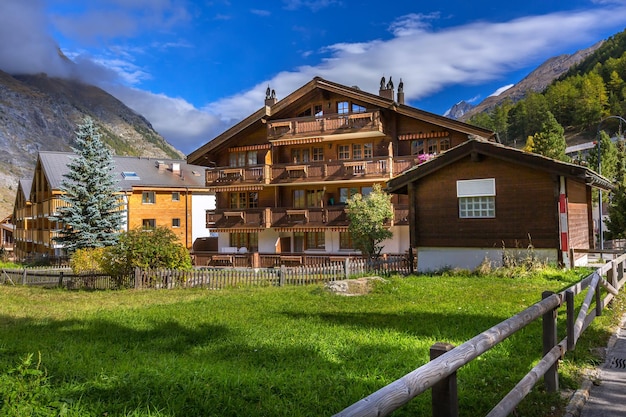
[210,255,234,266]
[279,255,302,265]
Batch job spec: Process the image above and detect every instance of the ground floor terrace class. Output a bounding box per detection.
[192,225,410,268]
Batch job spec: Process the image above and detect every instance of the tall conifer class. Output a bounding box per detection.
[52,117,123,253]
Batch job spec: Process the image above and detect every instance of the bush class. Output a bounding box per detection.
[101,226,192,278]
[69,247,106,274]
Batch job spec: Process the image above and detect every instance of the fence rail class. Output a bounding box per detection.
[333,251,626,417]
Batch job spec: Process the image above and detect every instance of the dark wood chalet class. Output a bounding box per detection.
[187,77,496,267]
[386,139,613,271]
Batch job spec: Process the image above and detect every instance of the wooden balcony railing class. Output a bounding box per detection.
[206,205,408,229]
[206,156,422,187]
[267,111,383,141]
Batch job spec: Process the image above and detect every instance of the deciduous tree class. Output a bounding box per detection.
[346,184,393,261]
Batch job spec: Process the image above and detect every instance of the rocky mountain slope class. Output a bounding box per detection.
[457,41,604,121]
[0,70,183,217]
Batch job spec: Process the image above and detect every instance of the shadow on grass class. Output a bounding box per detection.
[0,303,615,417]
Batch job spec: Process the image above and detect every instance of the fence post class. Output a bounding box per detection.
[595,275,603,317]
[430,342,458,417]
[22,268,27,285]
[408,246,415,275]
[542,291,559,392]
[566,290,575,352]
[344,258,350,279]
[134,267,141,289]
[58,271,64,288]
[279,265,286,286]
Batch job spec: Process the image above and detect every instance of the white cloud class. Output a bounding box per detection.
[3,0,626,157]
[490,84,514,97]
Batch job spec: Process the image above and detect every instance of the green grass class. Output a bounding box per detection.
[0,269,623,417]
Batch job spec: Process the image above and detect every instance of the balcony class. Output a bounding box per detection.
[205,165,268,187]
[267,111,383,142]
[206,205,408,230]
[270,156,420,184]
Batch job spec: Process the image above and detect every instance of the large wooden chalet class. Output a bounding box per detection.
[187,77,496,266]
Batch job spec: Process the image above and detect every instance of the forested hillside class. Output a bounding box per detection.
[468,29,626,147]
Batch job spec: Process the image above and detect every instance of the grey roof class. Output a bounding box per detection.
[18,179,33,199]
[37,151,207,191]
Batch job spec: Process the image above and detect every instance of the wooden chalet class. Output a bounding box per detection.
[187,77,496,266]
[386,139,614,271]
[12,152,214,263]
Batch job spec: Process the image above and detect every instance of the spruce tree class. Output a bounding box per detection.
[52,117,123,253]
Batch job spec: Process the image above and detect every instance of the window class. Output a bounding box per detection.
[306,189,324,207]
[312,147,324,161]
[337,101,349,114]
[363,143,373,159]
[339,232,353,249]
[229,232,258,251]
[411,140,425,155]
[142,191,156,204]
[229,151,257,167]
[306,232,325,250]
[338,145,350,160]
[352,103,366,113]
[291,148,310,163]
[293,190,305,209]
[122,171,140,180]
[172,218,181,228]
[297,108,312,117]
[142,219,156,229]
[294,232,325,251]
[172,192,180,202]
[314,104,323,117]
[339,187,360,203]
[229,192,258,209]
[457,179,496,218]
[352,144,362,160]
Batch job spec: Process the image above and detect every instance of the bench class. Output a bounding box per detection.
[279,255,302,264]
[210,255,234,266]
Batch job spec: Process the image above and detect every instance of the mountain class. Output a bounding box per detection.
[456,41,604,122]
[0,70,184,217]
[444,100,474,120]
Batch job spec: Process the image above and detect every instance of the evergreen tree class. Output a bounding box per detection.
[528,111,568,161]
[605,140,626,239]
[346,184,393,261]
[52,117,123,253]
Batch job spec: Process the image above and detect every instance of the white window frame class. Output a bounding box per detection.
[457,179,496,219]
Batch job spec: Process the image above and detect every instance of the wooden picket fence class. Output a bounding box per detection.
[0,256,412,291]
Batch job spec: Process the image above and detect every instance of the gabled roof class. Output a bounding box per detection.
[33,151,208,193]
[187,77,496,164]
[386,139,614,194]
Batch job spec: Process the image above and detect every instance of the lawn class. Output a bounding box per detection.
[0,269,623,417]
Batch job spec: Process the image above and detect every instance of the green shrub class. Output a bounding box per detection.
[69,247,106,274]
[101,226,192,278]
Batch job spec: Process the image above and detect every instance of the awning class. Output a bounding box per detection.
[210,227,265,233]
[270,137,323,146]
[398,131,449,140]
[274,226,348,232]
[228,143,271,152]
[208,185,265,192]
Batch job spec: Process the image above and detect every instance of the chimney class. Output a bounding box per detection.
[171,162,181,175]
[397,78,405,105]
[378,75,395,101]
[156,160,167,171]
[265,85,277,106]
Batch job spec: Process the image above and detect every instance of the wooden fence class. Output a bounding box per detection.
[0,256,412,291]
[333,251,626,417]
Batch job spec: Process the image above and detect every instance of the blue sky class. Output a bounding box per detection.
[1,1,626,154]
